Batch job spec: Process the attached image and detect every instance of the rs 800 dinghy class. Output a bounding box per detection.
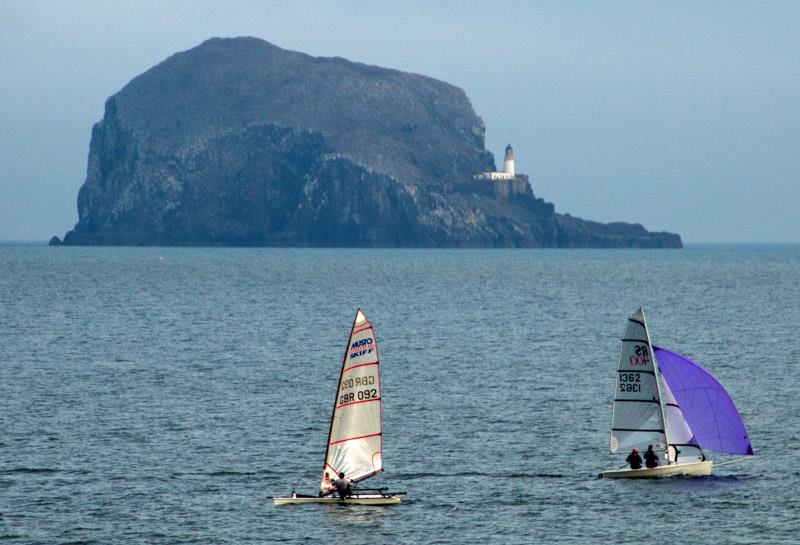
[273,309,403,505]
[601,308,753,479]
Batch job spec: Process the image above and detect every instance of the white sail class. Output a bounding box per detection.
[320,309,383,494]
[660,376,704,463]
[610,308,667,453]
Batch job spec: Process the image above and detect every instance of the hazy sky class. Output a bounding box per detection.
[1,1,798,242]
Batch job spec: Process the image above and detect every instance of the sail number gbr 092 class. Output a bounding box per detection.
[339,375,378,405]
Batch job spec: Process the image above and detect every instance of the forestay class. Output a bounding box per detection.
[320,310,383,494]
[610,308,667,453]
[655,346,754,456]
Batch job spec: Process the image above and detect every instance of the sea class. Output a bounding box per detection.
[1,243,798,544]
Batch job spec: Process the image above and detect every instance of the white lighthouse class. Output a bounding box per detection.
[503,144,515,176]
[475,144,518,180]
[472,142,530,199]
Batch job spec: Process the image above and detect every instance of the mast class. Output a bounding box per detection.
[321,308,361,489]
[640,308,671,463]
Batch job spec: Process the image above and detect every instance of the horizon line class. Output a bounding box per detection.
[0,240,798,247]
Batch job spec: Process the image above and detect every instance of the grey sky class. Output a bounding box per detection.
[1,0,798,242]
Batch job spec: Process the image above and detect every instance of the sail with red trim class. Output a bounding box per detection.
[320,309,383,494]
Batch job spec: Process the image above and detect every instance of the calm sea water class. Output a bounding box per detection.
[1,244,798,544]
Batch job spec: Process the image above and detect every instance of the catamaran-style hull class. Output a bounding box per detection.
[273,494,401,506]
[602,460,713,479]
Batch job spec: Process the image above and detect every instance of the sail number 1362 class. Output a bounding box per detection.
[619,372,642,392]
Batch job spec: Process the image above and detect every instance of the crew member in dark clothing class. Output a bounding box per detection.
[332,471,352,500]
[644,445,660,468]
[626,447,643,469]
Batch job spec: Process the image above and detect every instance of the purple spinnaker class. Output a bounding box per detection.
[655,346,754,456]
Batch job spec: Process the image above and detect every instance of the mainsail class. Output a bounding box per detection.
[610,308,667,453]
[320,309,383,494]
[655,346,754,456]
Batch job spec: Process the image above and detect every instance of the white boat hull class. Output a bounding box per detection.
[602,460,713,479]
[273,494,402,506]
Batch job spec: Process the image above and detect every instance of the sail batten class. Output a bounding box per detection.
[320,309,384,494]
[329,432,382,446]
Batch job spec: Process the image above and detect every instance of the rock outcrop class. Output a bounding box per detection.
[57,37,681,248]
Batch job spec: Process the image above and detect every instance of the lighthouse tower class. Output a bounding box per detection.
[503,144,515,176]
[474,143,521,182]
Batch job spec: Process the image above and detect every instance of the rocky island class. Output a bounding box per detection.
[53,37,681,248]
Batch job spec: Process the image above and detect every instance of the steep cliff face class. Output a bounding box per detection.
[58,37,682,248]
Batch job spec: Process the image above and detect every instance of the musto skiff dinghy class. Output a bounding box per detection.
[601,308,754,479]
[273,309,403,505]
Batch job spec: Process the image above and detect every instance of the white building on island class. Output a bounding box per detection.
[475,144,516,180]
[473,144,531,200]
